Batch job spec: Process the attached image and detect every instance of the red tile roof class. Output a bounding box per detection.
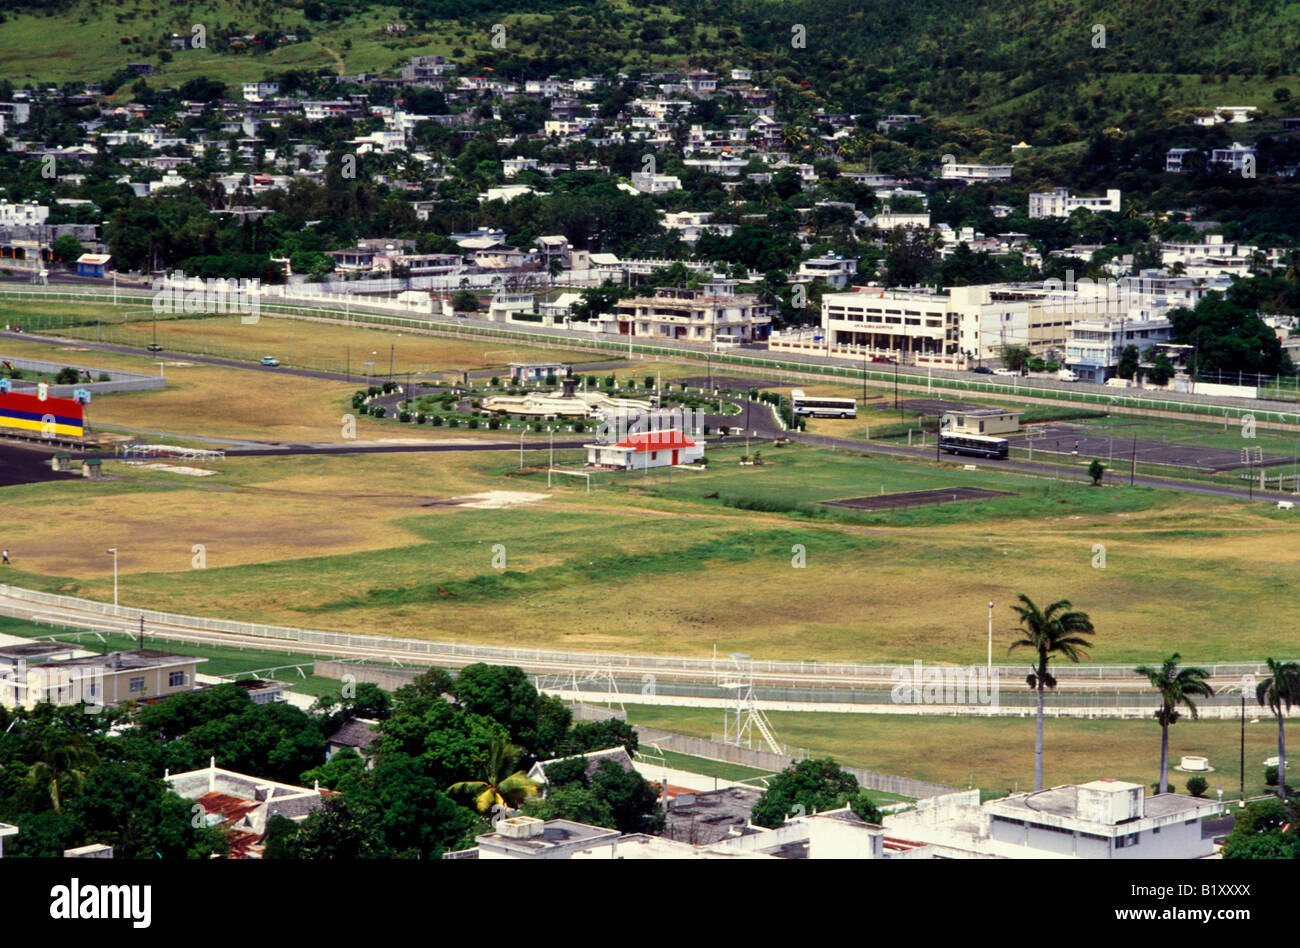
[615,429,696,452]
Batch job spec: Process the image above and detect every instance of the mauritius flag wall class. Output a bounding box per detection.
[0,390,84,438]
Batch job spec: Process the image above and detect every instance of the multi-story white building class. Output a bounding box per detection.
[613,280,772,344]
[885,780,1221,859]
[796,254,857,289]
[241,82,280,102]
[1065,315,1175,383]
[1210,142,1255,172]
[1028,188,1122,218]
[818,284,1075,365]
[939,163,1013,182]
[0,201,49,226]
[630,172,682,194]
[660,211,735,243]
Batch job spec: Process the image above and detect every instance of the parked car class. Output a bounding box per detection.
[971,366,993,374]
[870,355,896,364]
[992,367,1017,376]
[146,343,164,352]
[259,356,280,366]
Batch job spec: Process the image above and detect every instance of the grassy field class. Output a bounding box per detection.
[627,705,1284,802]
[3,436,1299,664]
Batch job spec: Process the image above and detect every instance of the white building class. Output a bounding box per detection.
[1210,142,1255,172]
[630,172,682,194]
[796,254,858,289]
[1065,315,1175,383]
[883,782,1220,859]
[939,163,1013,182]
[0,201,49,226]
[241,82,280,102]
[585,429,705,470]
[1028,188,1121,219]
[660,210,735,243]
[612,281,772,344]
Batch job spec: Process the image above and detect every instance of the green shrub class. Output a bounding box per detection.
[574,420,585,433]
[1186,776,1209,797]
[382,381,396,394]
[490,376,499,386]
[448,417,460,428]
[488,417,500,430]
[372,406,386,418]
[468,417,480,429]
[586,375,597,387]
[399,410,411,423]
[432,415,444,426]
[416,413,427,425]
[97,372,111,382]
[533,422,543,432]
[1266,765,1279,786]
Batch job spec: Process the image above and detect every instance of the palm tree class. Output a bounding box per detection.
[1009,594,1095,791]
[1134,653,1214,794]
[448,738,540,814]
[1257,658,1300,800]
[27,732,101,814]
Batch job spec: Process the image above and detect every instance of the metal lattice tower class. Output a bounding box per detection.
[719,652,783,755]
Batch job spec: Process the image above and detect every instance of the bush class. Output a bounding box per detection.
[680,381,688,391]
[643,376,655,389]
[382,381,396,394]
[604,375,615,388]
[1151,781,1175,794]
[432,415,444,426]
[703,424,711,435]
[399,411,411,423]
[546,372,557,386]
[55,367,80,384]
[367,386,380,397]
[448,417,459,428]
[533,422,543,432]
[1186,776,1209,798]
[372,406,386,419]
[97,372,111,382]
[574,421,585,433]
[1266,765,1279,787]
[587,375,597,388]
[490,376,499,387]
[416,413,427,424]
[468,418,479,429]
[488,418,500,430]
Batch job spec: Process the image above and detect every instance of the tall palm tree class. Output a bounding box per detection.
[1257,658,1300,800]
[448,738,540,814]
[27,732,101,815]
[1135,653,1214,794]
[1009,594,1095,791]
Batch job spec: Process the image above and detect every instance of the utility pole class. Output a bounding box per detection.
[138,615,144,650]
[1130,435,1137,486]
[389,343,395,381]
[1240,693,1246,807]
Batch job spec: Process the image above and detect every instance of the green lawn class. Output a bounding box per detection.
[627,705,1284,803]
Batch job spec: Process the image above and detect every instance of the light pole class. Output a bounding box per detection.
[987,601,994,673]
[106,548,118,608]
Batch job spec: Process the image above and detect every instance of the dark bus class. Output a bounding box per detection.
[938,433,1009,459]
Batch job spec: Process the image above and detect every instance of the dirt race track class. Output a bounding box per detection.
[823,486,1017,511]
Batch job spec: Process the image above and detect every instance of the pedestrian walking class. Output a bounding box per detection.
[2,550,10,565]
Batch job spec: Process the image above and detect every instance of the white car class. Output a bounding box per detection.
[992,368,1017,376]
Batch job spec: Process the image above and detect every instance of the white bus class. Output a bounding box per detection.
[938,432,1009,459]
[790,389,858,418]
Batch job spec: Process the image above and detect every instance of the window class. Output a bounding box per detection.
[128,677,145,694]
[169,671,186,687]
[1115,832,1140,848]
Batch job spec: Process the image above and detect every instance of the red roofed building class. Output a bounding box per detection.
[584,428,705,470]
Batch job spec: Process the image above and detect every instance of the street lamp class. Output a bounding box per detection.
[106,548,118,608]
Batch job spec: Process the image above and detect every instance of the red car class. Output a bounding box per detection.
[869,356,896,364]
